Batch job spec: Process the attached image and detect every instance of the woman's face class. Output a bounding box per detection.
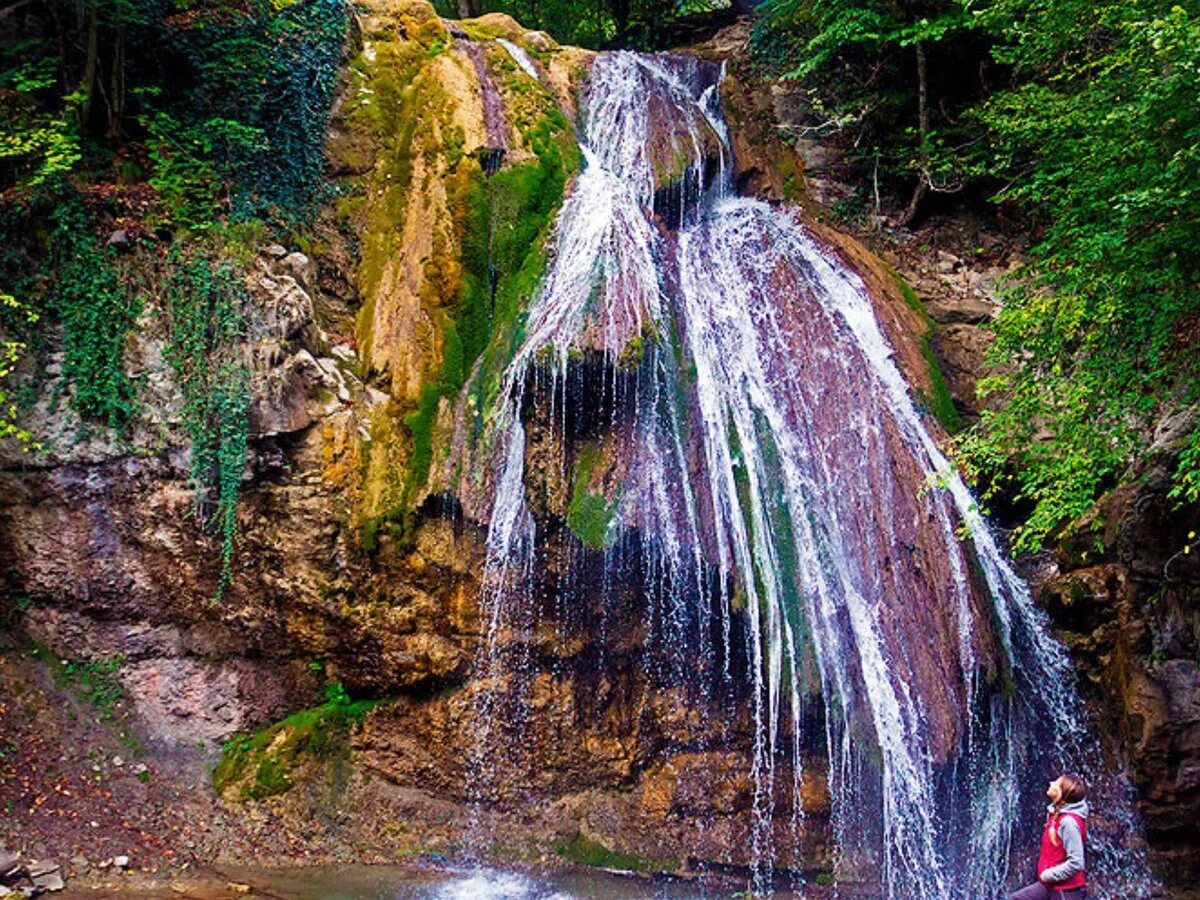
[1047,776,1063,804]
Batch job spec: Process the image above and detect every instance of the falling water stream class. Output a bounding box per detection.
[461,50,1152,898]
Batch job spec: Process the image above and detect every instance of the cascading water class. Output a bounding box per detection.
[462,49,1153,898]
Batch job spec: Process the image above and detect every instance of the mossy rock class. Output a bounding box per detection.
[888,269,963,434]
[213,699,379,801]
[567,442,620,550]
[551,833,679,875]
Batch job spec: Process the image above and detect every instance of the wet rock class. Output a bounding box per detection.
[247,345,341,437]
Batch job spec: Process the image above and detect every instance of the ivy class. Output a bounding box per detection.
[168,0,350,219]
[139,104,265,232]
[1171,429,1200,508]
[48,201,142,428]
[163,251,251,598]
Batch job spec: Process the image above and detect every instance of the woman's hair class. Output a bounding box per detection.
[1058,773,1089,805]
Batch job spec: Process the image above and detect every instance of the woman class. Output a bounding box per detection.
[1010,774,1089,899]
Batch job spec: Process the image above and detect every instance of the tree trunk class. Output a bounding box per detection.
[79,3,99,129]
[107,14,125,141]
[899,39,930,228]
[456,0,481,18]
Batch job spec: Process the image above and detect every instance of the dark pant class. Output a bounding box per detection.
[1010,884,1086,900]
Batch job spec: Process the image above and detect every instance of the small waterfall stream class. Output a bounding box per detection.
[462,50,1151,898]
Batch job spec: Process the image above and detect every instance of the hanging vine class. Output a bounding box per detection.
[163,250,251,599]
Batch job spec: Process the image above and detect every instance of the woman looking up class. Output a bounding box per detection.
[1010,773,1089,899]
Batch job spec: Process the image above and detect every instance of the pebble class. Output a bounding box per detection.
[112,756,124,767]
[112,856,130,870]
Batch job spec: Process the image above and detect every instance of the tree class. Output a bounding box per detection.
[753,0,976,223]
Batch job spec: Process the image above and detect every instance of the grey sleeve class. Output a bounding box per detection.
[1040,818,1085,884]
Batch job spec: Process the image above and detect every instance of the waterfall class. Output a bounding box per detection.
[464,50,1152,898]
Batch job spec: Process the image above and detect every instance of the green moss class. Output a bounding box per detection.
[552,834,678,874]
[890,272,963,434]
[351,30,581,534]
[435,114,580,476]
[400,383,443,506]
[213,697,379,801]
[617,324,657,370]
[567,443,620,550]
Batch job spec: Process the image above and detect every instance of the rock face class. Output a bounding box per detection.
[1030,409,1200,887]
[1,0,829,876]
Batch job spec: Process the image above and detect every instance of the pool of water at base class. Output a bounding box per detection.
[220,863,819,899]
[68,862,856,899]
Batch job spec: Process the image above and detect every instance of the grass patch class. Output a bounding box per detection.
[33,646,127,722]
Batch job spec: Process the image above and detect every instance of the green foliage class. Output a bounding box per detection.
[48,202,142,428]
[0,293,37,445]
[473,0,701,48]
[167,0,350,219]
[163,251,251,597]
[953,2,1200,550]
[140,106,264,231]
[1170,429,1200,507]
[53,653,128,721]
[751,0,975,197]
[0,45,81,191]
[755,0,1200,549]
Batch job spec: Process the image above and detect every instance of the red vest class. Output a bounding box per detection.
[1037,810,1087,890]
